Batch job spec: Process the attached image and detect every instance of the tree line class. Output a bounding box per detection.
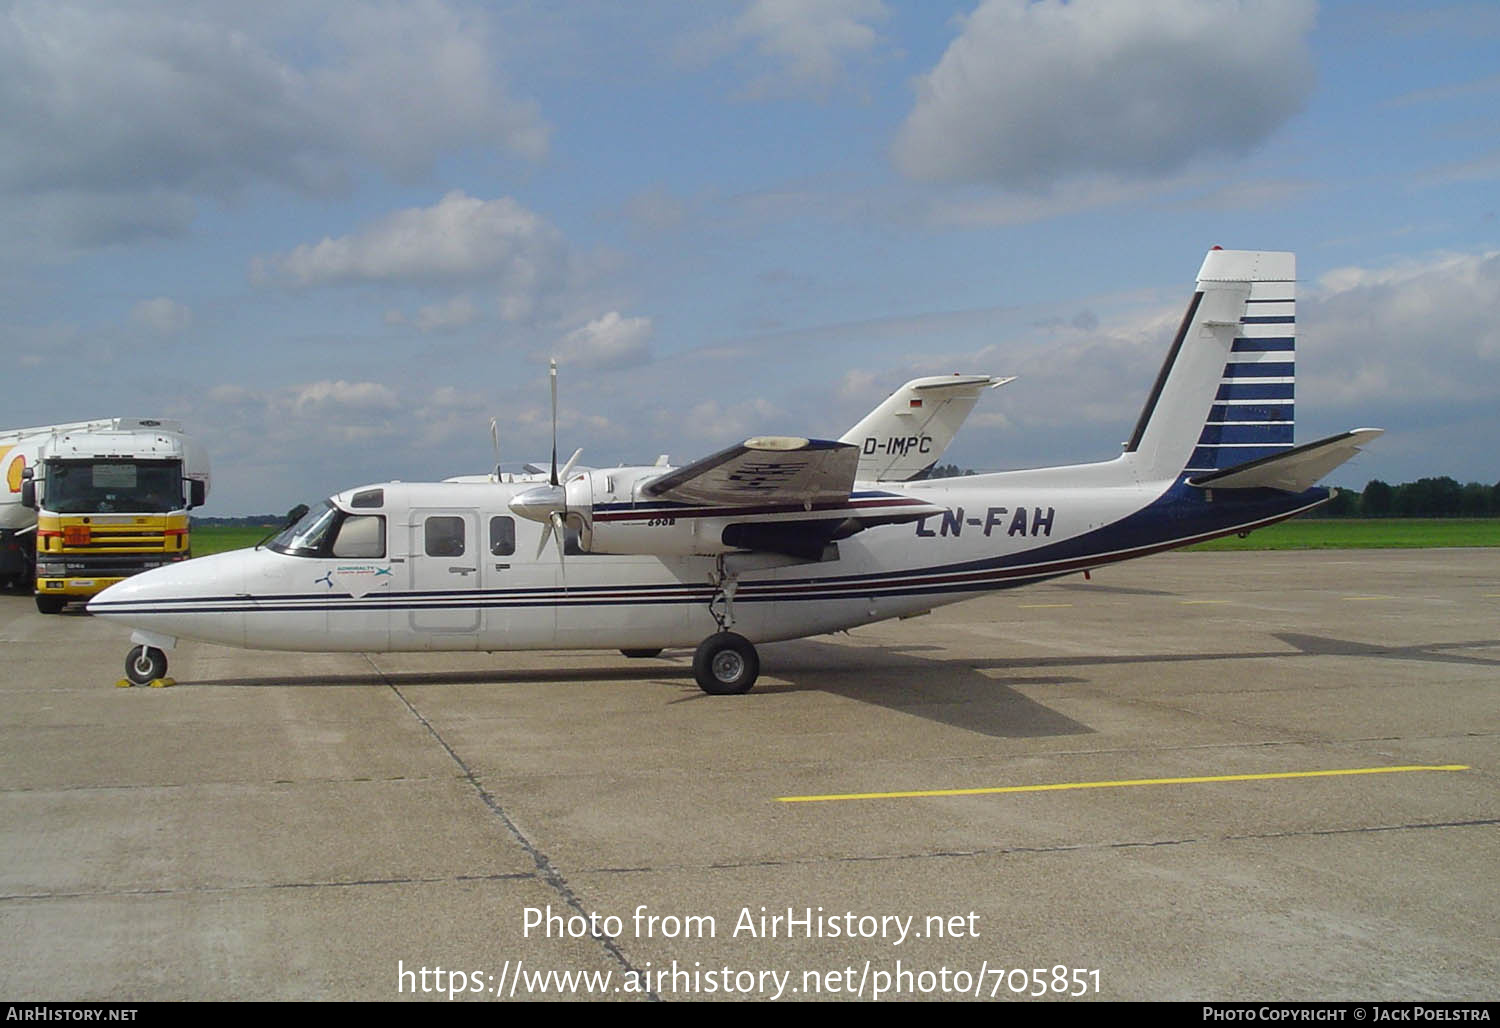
[925,467,1496,518]
[1311,478,1496,517]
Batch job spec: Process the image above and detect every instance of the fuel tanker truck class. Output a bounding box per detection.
[2,419,209,612]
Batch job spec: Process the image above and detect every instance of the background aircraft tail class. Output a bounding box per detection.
[841,374,1012,481]
[1125,249,1298,482]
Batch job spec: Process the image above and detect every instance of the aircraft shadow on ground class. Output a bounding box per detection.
[190,631,1500,740]
[194,643,1090,739]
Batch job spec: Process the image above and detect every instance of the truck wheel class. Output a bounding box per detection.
[35,594,66,615]
[692,632,759,695]
[125,645,168,686]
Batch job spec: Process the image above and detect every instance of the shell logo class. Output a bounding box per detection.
[4,451,23,493]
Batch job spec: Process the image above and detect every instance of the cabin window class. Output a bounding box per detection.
[349,488,383,509]
[424,516,466,557]
[489,516,516,556]
[331,515,385,558]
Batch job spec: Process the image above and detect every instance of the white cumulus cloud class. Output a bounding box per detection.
[0,1,547,249]
[1304,250,1500,408]
[730,0,890,96]
[291,380,401,412]
[255,192,567,310]
[550,312,654,370]
[893,0,1316,188]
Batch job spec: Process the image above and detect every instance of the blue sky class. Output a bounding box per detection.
[3,0,1497,514]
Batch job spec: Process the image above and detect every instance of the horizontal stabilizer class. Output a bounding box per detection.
[1187,428,1383,492]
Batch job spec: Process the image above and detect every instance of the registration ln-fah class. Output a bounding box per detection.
[90,250,1380,694]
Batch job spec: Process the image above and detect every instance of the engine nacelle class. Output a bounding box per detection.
[571,466,735,556]
[584,513,743,557]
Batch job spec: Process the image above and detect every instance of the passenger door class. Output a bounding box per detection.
[408,510,481,638]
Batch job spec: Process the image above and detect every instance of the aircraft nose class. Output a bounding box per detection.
[87,552,251,646]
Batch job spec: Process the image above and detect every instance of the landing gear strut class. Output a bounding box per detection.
[695,557,759,694]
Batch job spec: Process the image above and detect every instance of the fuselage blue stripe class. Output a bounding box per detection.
[95,485,1332,620]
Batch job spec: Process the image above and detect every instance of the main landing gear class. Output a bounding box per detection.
[693,631,758,695]
[693,556,759,695]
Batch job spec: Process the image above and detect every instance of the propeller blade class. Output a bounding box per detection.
[489,417,501,478]
[549,357,559,486]
[535,518,554,560]
[559,447,583,483]
[549,511,567,580]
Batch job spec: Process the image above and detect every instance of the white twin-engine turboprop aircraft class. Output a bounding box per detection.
[91,249,1380,694]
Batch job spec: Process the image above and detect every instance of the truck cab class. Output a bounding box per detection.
[22,419,210,613]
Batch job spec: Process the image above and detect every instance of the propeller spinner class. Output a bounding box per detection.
[507,359,585,568]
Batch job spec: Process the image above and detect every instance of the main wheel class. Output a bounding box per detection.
[620,648,663,658]
[35,594,66,614]
[692,632,759,695]
[125,645,168,686]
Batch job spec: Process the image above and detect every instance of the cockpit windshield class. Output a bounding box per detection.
[267,502,340,556]
[266,500,386,559]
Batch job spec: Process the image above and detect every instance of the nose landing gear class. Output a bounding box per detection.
[122,644,172,687]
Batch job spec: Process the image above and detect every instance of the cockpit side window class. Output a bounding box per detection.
[332,515,385,558]
[268,501,386,559]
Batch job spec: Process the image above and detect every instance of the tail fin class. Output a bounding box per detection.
[1125,249,1296,481]
[840,374,1012,481]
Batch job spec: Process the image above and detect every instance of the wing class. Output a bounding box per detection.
[641,436,860,507]
[631,436,944,560]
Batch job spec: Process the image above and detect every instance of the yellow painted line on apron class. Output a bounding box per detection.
[1342,595,1396,601]
[776,765,1470,804]
[1017,603,1073,609]
[1179,599,1231,605]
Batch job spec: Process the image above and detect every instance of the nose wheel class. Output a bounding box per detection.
[124,645,168,686]
[693,632,759,695]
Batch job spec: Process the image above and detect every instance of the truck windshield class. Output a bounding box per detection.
[45,460,184,514]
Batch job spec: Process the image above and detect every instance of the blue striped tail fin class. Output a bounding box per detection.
[1185,282,1296,474]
